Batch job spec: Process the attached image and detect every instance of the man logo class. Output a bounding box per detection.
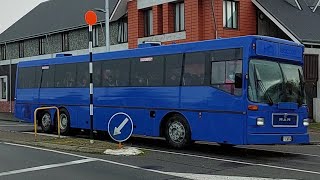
[279,113,291,122]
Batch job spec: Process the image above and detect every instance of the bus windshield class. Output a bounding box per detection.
[248,59,306,105]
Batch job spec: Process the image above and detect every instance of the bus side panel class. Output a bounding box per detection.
[206,113,246,144]
[93,107,152,136]
[15,89,38,122]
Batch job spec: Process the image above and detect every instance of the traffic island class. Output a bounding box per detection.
[0,131,143,155]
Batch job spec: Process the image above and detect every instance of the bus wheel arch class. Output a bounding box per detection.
[160,112,192,149]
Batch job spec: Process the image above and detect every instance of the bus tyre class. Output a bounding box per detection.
[58,109,70,135]
[40,111,52,133]
[165,115,191,149]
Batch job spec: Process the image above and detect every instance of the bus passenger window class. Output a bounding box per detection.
[211,60,242,95]
[165,54,183,86]
[183,53,205,86]
[102,69,116,87]
[131,56,164,87]
[76,63,89,88]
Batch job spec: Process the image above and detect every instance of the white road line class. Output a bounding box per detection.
[4,142,320,177]
[22,132,67,138]
[97,158,292,180]
[140,147,320,176]
[242,147,320,158]
[0,158,96,177]
[4,142,88,159]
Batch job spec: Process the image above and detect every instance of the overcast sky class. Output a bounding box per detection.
[0,0,47,34]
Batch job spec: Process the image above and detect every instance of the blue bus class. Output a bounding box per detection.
[15,35,309,148]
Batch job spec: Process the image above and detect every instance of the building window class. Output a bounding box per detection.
[93,26,99,47]
[39,37,46,55]
[0,76,7,101]
[118,17,128,43]
[19,41,24,58]
[62,32,69,52]
[0,45,6,60]
[223,0,238,29]
[174,2,185,32]
[144,9,153,37]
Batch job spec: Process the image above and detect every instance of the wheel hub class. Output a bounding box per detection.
[169,121,186,143]
[41,113,51,129]
[60,114,68,130]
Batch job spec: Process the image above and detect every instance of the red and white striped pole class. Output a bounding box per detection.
[85,11,97,143]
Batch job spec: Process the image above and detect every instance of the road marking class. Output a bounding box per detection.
[0,158,96,177]
[139,147,320,175]
[156,172,294,180]
[97,158,293,180]
[4,142,88,159]
[22,132,67,138]
[4,142,320,177]
[242,147,320,158]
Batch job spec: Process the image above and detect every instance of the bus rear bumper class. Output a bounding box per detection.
[247,133,310,145]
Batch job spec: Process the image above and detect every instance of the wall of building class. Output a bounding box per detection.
[0,64,16,113]
[6,43,19,60]
[128,0,257,48]
[305,48,320,122]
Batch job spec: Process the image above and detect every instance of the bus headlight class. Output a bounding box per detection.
[303,119,309,126]
[257,118,265,126]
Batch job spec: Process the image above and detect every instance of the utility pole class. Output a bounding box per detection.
[105,0,110,52]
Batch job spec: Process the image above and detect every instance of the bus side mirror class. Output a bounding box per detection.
[235,73,242,88]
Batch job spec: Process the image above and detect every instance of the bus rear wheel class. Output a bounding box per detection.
[40,111,52,133]
[165,114,191,149]
[58,109,70,135]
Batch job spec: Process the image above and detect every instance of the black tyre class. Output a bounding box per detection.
[40,111,52,133]
[58,109,70,135]
[165,114,191,149]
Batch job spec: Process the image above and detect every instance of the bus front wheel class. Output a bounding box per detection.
[165,114,191,149]
[58,109,70,135]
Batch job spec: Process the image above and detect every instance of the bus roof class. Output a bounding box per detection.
[18,35,304,68]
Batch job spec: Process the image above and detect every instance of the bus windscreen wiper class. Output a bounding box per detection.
[253,65,274,106]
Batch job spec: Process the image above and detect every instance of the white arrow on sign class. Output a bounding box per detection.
[113,118,129,136]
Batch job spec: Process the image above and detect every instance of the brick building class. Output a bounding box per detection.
[127,0,256,48]
[1,0,320,121]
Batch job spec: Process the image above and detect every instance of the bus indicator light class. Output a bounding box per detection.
[248,105,258,111]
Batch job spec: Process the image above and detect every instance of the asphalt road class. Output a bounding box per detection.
[1,120,320,180]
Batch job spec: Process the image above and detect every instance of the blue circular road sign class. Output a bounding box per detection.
[108,112,134,143]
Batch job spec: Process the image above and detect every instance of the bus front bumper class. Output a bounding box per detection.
[247,133,310,145]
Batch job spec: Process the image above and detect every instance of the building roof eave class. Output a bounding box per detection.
[252,0,302,44]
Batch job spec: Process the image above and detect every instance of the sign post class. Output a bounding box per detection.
[85,11,97,144]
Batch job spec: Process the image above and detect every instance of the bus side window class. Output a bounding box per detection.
[183,52,206,86]
[54,64,76,88]
[211,60,242,96]
[41,65,55,88]
[102,59,130,87]
[131,57,164,87]
[76,62,89,88]
[165,54,183,86]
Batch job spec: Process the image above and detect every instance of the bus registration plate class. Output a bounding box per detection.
[282,136,292,142]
